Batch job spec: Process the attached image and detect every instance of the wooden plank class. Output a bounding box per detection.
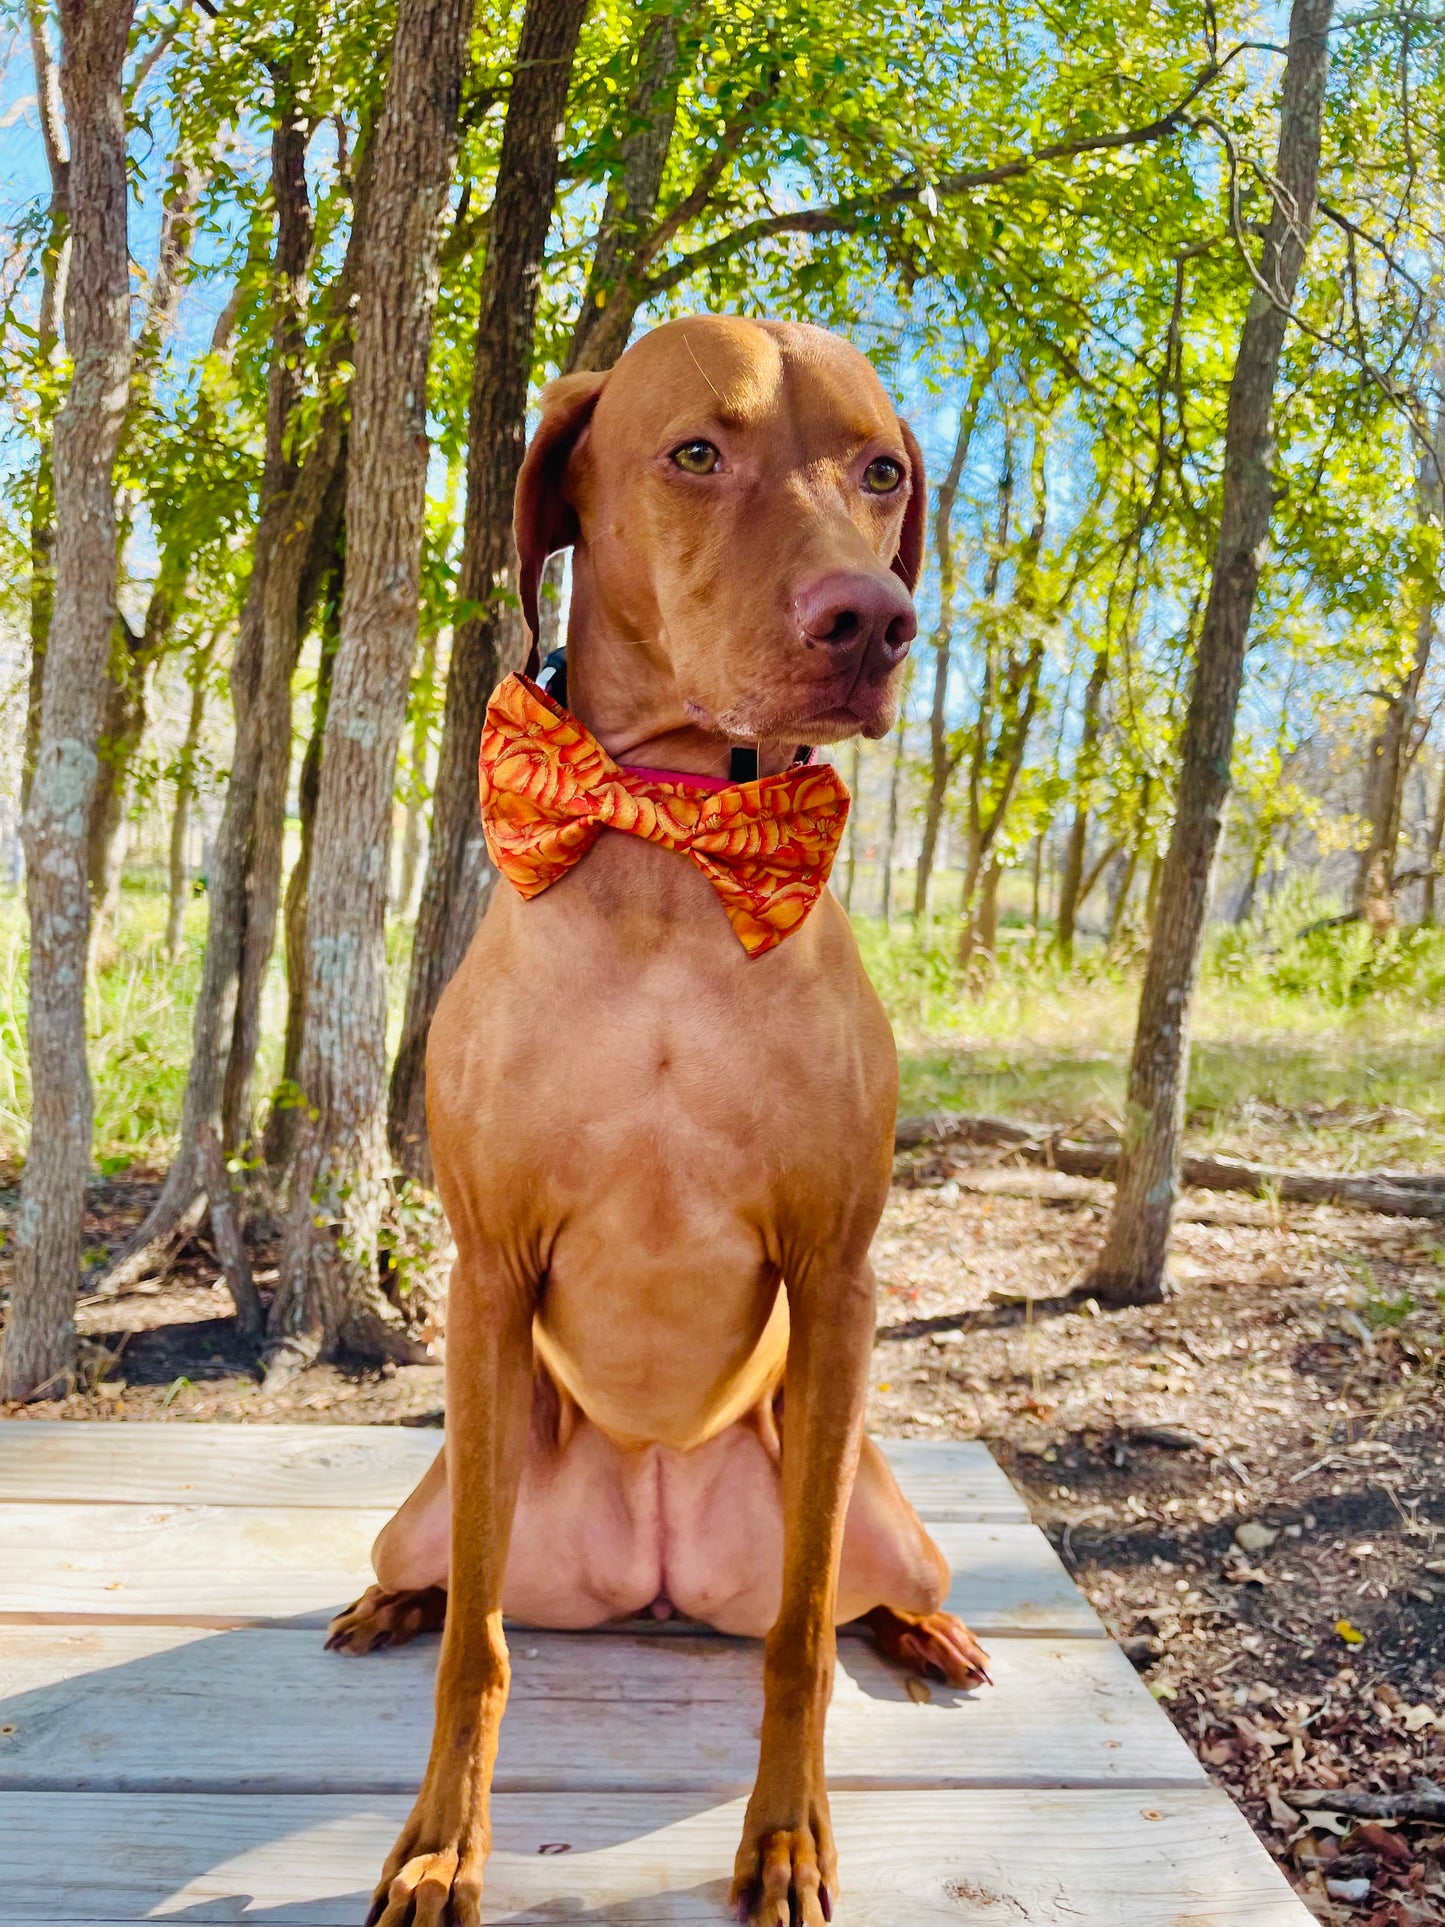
[0,1421,1030,1523]
[0,1788,1313,1924]
[0,1624,1200,1794]
[0,1504,1097,1636]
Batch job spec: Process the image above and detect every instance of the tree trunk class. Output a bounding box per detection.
[21,0,70,815]
[100,70,327,1290]
[880,697,907,924]
[1054,645,1109,965]
[388,0,590,1181]
[266,0,475,1374]
[263,574,340,1178]
[86,142,206,922]
[975,857,1001,960]
[166,630,216,957]
[841,737,862,912]
[564,9,681,374]
[396,623,439,917]
[914,364,990,920]
[1354,376,1444,930]
[1087,0,1335,1309]
[1423,756,1445,925]
[2,0,136,1402]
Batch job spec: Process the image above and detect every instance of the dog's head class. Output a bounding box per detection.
[515,314,924,744]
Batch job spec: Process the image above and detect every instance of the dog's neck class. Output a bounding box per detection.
[560,576,804,783]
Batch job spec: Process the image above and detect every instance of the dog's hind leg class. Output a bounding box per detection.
[326,1441,451,1654]
[839,1436,990,1689]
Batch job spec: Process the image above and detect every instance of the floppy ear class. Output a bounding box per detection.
[514,370,608,648]
[891,418,927,594]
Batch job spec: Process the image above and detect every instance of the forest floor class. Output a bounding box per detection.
[2,1138,1443,1924]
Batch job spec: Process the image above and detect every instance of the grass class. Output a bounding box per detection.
[0,880,1442,1176]
[865,910,1445,1171]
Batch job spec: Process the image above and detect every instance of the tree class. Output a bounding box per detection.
[2,0,137,1401]
[262,0,477,1375]
[914,364,991,921]
[1354,362,1444,930]
[387,0,592,1180]
[103,43,355,1291]
[1086,0,1337,1309]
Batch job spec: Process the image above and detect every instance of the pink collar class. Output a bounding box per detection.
[619,746,816,794]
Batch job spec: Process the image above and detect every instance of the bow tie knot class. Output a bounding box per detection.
[477,674,850,956]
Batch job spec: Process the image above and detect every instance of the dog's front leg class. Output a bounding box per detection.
[368,1246,535,1927]
[732,1254,875,1927]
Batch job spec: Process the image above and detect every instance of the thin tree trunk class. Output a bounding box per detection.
[266,0,475,1374]
[263,574,340,1178]
[21,0,70,814]
[2,0,136,1402]
[1423,755,1445,925]
[1354,373,1444,929]
[841,737,862,912]
[564,9,681,375]
[975,857,1001,961]
[166,630,216,957]
[880,698,907,924]
[100,70,325,1290]
[388,0,590,1181]
[1054,646,1110,964]
[914,364,990,921]
[87,142,207,920]
[396,624,438,916]
[1087,0,1335,1309]
[1105,779,1152,954]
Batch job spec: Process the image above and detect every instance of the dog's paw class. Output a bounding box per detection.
[325,1584,446,1656]
[365,1845,482,1927]
[865,1604,991,1688]
[731,1824,834,1927]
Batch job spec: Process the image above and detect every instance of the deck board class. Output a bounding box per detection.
[0,1623,1197,1793]
[0,1503,1097,1635]
[0,1422,1028,1521]
[0,1788,1312,1925]
[0,1420,1312,1925]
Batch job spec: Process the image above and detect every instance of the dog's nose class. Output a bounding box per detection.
[797,570,917,661]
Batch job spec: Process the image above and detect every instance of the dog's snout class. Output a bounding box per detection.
[797,570,917,660]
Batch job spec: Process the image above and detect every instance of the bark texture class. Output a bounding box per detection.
[3,0,136,1401]
[1087,0,1335,1307]
[914,369,989,920]
[1354,375,1444,929]
[266,0,475,1371]
[166,631,216,957]
[388,0,590,1180]
[564,9,681,374]
[1054,645,1110,963]
[101,75,331,1290]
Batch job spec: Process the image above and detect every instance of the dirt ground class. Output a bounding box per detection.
[4,1153,1444,1924]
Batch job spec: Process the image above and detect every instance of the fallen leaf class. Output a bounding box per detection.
[1402,1704,1438,1733]
[1335,1619,1367,1647]
[1226,1563,1270,1585]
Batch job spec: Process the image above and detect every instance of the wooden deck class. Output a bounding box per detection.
[0,1419,1312,1924]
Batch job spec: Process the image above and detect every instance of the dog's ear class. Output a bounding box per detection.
[890,417,927,594]
[514,370,608,647]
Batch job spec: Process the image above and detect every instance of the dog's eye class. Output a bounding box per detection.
[862,457,904,494]
[672,440,720,475]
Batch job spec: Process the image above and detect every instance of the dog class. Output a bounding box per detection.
[329,313,989,1927]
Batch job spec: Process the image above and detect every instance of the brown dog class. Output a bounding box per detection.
[331,314,988,1927]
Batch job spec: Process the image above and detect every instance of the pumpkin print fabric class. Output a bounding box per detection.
[477,674,851,957]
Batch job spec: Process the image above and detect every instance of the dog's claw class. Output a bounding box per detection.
[820,1882,832,1920]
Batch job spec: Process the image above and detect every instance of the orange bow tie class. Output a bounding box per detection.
[477,674,850,956]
